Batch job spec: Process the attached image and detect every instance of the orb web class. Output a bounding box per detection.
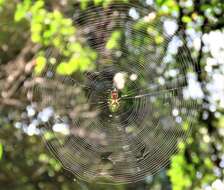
[29,3,200,184]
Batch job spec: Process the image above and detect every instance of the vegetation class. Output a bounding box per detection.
[0,0,224,189]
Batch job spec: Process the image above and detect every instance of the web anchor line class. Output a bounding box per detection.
[120,69,204,99]
[121,85,185,100]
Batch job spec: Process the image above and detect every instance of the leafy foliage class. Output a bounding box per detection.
[1,0,224,189]
[15,0,97,75]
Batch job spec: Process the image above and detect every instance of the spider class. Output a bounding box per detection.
[108,87,120,112]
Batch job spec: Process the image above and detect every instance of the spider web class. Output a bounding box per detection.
[29,3,201,184]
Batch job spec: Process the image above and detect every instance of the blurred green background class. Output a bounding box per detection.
[0,0,224,189]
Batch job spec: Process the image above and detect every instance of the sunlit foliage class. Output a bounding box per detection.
[0,0,224,189]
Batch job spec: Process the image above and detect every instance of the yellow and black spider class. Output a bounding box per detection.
[108,87,120,113]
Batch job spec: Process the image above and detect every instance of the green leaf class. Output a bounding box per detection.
[94,0,103,5]
[52,10,62,19]
[0,0,5,7]
[14,0,32,22]
[43,131,54,140]
[182,16,192,23]
[31,33,41,43]
[155,35,164,44]
[0,143,3,160]
[39,153,49,162]
[34,56,46,75]
[106,30,122,50]
[14,4,26,21]
[31,23,42,33]
[79,56,91,71]
[168,154,193,190]
[80,0,89,10]
[56,62,76,75]
[218,116,224,128]
[49,158,61,171]
[30,0,44,14]
[156,0,166,6]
